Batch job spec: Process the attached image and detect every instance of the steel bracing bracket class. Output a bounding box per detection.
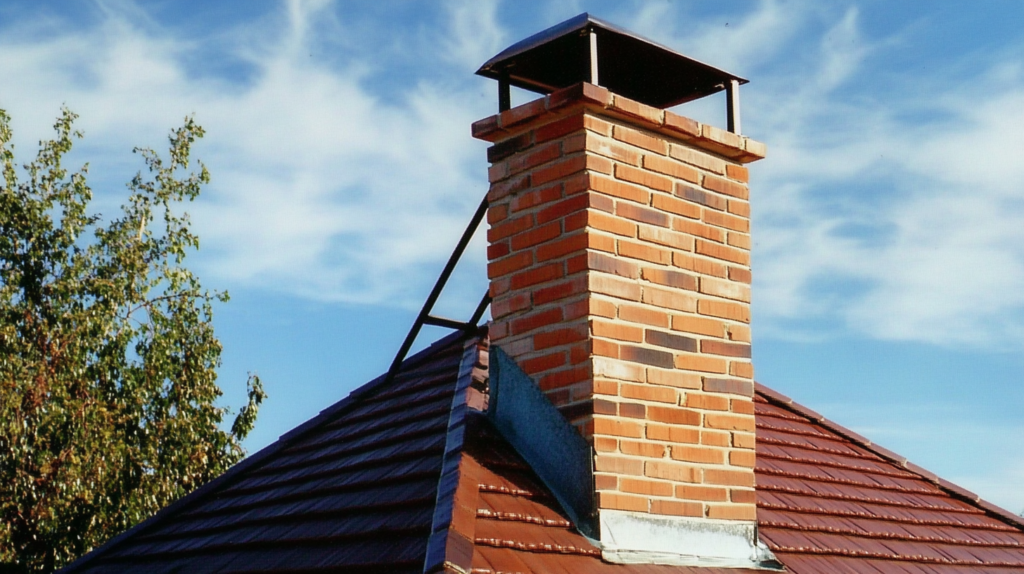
[384,194,491,385]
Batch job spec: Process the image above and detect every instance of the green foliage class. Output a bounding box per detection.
[0,108,265,573]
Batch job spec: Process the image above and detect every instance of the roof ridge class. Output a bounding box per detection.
[754,382,1024,532]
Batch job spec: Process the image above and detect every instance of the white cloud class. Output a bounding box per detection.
[0,0,495,307]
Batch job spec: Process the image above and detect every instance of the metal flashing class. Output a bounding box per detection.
[599,510,780,570]
[487,346,596,538]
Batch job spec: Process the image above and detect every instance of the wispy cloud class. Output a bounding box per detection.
[2,0,1023,347]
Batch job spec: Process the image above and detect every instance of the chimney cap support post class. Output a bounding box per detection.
[726,78,741,134]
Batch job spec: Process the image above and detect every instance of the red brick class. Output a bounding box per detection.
[533,275,586,305]
[707,504,756,520]
[499,97,547,128]
[534,114,585,143]
[730,362,754,379]
[510,262,564,290]
[509,142,561,176]
[620,441,667,458]
[610,95,665,125]
[697,299,750,323]
[701,340,751,358]
[532,155,587,186]
[546,83,613,113]
[701,430,731,447]
[685,393,729,411]
[620,383,677,404]
[585,251,640,279]
[592,173,650,204]
[594,420,645,440]
[698,276,750,302]
[536,233,588,262]
[488,213,533,242]
[704,210,749,233]
[641,267,697,291]
[730,450,756,467]
[733,432,755,450]
[511,183,562,212]
[490,292,530,319]
[589,210,637,237]
[619,304,670,328]
[727,199,750,217]
[592,319,644,343]
[593,338,620,358]
[519,352,567,375]
[598,492,648,512]
[646,461,701,483]
[511,307,564,335]
[677,183,727,211]
[705,413,755,432]
[619,345,675,369]
[670,445,724,464]
[615,163,673,193]
[674,219,726,243]
[648,406,701,425]
[538,364,592,390]
[703,174,748,200]
[539,192,612,224]
[612,125,669,155]
[651,194,701,219]
[704,468,754,487]
[673,314,727,338]
[643,154,700,183]
[642,287,697,313]
[663,113,700,139]
[728,266,751,284]
[619,240,671,265]
[651,499,703,517]
[617,203,670,227]
[620,477,673,497]
[646,423,700,443]
[511,221,561,250]
[534,326,588,350]
[727,232,751,250]
[488,203,508,224]
[587,154,614,175]
[726,164,749,182]
[646,369,702,390]
[594,437,619,453]
[619,402,648,419]
[487,250,533,279]
[675,354,728,374]
[676,485,728,502]
[730,488,756,503]
[487,241,510,260]
[704,377,754,397]
[669,144,726,174]
[674,252,728,278]
[589,274,642,301]
[586,133,642,165]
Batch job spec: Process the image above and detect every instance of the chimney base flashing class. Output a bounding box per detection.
[598,510,781,570]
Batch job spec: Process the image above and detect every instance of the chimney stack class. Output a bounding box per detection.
[474,14,768,568]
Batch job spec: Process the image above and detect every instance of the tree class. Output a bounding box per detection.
[0,108,265,573]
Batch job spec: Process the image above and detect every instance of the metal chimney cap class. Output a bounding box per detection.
[476,13,748,110]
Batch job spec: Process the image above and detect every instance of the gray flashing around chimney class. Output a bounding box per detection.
[487,346,597,538]
[599,510,783,570]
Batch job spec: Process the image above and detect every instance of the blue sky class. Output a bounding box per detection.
[1,0,1021,513]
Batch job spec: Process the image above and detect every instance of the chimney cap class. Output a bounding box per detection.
[476,13,748,110]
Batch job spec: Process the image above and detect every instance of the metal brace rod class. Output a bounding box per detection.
[385,194,490,384]
[423,315,472,331]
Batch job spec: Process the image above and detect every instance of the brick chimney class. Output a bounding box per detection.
[473,15,768,568]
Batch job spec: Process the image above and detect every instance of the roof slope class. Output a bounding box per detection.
[61,331,471,574]
[62,331,1024,573]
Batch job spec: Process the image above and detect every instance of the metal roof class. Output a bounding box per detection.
[476,13,748,109]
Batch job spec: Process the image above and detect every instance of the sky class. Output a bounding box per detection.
[0,0,1021,514]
